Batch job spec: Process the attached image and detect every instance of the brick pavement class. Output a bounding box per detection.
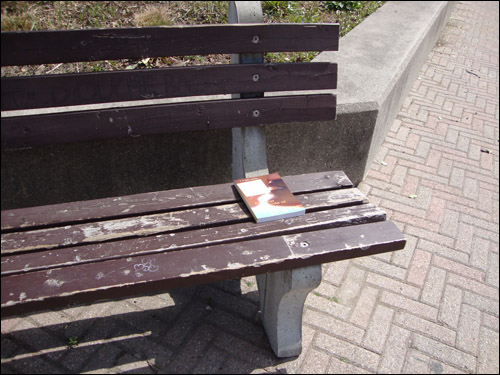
[1,1,498,373]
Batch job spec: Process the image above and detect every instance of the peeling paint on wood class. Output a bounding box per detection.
[1,171,405,317]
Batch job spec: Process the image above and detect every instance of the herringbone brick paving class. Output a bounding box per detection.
[1,1,498,373]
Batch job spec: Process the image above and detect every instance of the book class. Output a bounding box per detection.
[234,172,305,223]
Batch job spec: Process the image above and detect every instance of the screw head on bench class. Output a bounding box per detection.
[253,74,260,82]
[252,35,260,43]
[252,110,260,117]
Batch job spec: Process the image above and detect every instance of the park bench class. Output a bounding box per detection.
[1,2,406,357]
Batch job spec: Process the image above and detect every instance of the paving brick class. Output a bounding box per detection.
[410,334,476,372]
[377,325,411,373]
[400,174,420,197]
[354,255,407,281]
[405,133,421,150]
[479,313,499,334]
[439,209,461,238]
[315,332,380,372]
[380,291,437,322]
[456,304,482,355]
[486,248,500,288]
[449,167,465,188]
[349,286,379,328]
[334,267,366,308]
[197,284,258,320]
[305,293,351,321]
[368,273,420,301]
[456,134,471,153]
[362,304,395,353]
[477,327,500,374]
[80,342,124,373]
[206,308,268,348]
[433,254,485,281]
[469,235,491,272]
[448,272,499,301]
[326,355,372,374]
[323,258,351,286]
[111,354,155,374]
[438,284,463,329]
[391,165,409,186]
[394,311,456,346]
[190,344,228,374]
[421,266,447,307]
[406,249,432,287]
[403,349,431,373]
[463,177,479,200]
[436,157,454,179]
[160,300,209,348]
[406,227,455,249]
[419,238,469,264]
[303,309,364,344]
[426,196,446,222]
[299,348,330,374]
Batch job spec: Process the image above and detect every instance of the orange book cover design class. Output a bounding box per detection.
[234,173,305,223]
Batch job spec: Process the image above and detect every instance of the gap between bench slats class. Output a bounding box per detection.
[1,203,386,276]
[1,24,339,66]
[1,221,405,317]
[1,63,337,111]
[1,187,368,254]
[1,94,336,150]
[1,171,352,231]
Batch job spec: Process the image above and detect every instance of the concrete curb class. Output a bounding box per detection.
[269,1,457,185]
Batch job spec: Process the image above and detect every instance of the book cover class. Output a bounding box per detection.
[234,173,305,223]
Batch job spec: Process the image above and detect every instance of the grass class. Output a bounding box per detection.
[1,1,384,77]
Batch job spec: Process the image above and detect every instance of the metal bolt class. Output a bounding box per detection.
[252,35,260,43]
[252,110,260,117]
[253,74,260,82]
[300,242,309,248]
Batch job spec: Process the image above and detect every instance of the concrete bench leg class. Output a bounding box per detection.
[256,265,322,357]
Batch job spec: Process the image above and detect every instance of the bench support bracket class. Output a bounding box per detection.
[256,265,322,357]
[229,1,268,180]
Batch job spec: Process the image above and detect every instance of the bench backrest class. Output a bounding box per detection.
[1,7,338,150]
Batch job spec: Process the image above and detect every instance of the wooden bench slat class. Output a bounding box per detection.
[1,204,386,276]
[1,94,336,150]
[1,24,339,66]
[1,221,405,317]
[1,188,367,254]
[1,171,352,231]
[2,63,337,111]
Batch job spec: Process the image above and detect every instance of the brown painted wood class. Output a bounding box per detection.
[1,204,386,276]
[1,221,405,317]
[2,63,337,111]
[1,188,368,254]
[1,95,336,150]
[1,171,352,231]
[1,24,339,66]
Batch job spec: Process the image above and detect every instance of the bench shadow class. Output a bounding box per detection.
[1,280,294,374]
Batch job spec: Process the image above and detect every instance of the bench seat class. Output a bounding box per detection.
[1,170,405,317]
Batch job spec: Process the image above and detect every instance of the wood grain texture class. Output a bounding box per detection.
[1,94,336,149]
[1,204,385,276]
[1,171,352,231]
[1,188,368,254]
[1,221,405,317]
[2,63,337,110]
[1,24,339,66]
[1,171,406,317]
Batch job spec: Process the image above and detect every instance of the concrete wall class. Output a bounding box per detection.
[1,1,455,210]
